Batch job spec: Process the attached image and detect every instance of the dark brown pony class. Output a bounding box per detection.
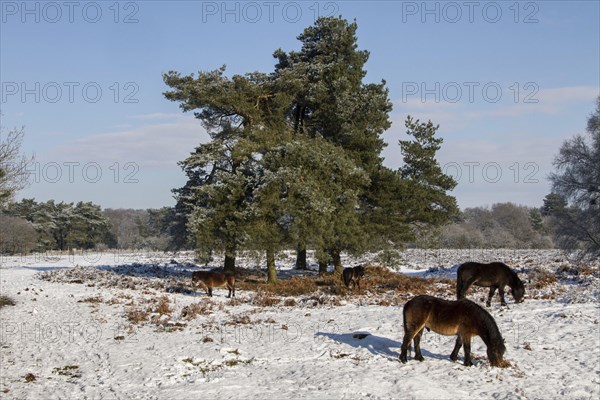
[457,262,525,306]
[400,295,506,367]
[191,271,235,298]
[342,265,365,289]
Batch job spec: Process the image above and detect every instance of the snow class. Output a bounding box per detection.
[1,250,599,399]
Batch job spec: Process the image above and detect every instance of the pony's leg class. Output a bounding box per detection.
[486,287,496,307]
[208,287,213,297]
[498,286,507,306]
[462,336,473,366]
[413,328,425,361]
[400,323,426,363]
[400,333,410,364]
[400,333,412,363]
[400,328,418,363]
[450,336,463,361]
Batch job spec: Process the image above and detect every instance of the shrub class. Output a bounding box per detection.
[0,215,38,254]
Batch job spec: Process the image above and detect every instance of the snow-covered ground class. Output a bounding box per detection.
[1,249,598,399]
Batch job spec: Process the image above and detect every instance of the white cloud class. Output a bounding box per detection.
[43,118,208,168]
[384,85,598,208]
[391,85,599,122]
[129,112,191,121]
[490,85,599,116]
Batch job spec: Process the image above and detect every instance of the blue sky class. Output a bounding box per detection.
[1,1,599,209]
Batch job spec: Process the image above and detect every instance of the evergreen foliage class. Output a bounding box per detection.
[398,117,458,234]
[163,17,457,280]
[2,199,112,251]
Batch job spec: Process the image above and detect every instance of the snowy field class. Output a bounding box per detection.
[0,249,599,399]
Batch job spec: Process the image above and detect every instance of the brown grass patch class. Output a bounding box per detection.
[578,263,599,277]
[360,266,454,298]
[234,264,455,304]
[77,296,103,303]
[496,359,513,368]
[529,267,558,289]
[238,275,318,297]
[126,306,149,324]
[183,301,214,320]
[226,314,252,325]
[154,295,173,316]
[228,297,243,306]
[252,290,281,307]
[283,298,297,307]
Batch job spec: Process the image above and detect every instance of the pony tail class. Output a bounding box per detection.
[403,304,412,356]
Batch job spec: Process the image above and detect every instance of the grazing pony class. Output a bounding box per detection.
[400,295,506,367]
[456,262,525,306]
[191,271,235,298]
[342,265,365,289]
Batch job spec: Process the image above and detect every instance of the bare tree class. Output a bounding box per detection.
[548,96,600,259]
[0,125,34,207]
[0,215,38,254]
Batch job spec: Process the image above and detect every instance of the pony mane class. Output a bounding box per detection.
[463,300,505,348]
[506,265,523,288]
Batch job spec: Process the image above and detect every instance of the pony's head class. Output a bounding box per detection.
[512,279,525,303]
[487,339,507,367]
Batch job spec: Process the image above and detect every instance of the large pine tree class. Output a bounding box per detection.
[273,18,394,270]
[163,17,457,280]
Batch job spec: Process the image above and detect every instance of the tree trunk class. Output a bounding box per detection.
[295,243,307,270]
[224,247,236,275]
[266,248,277,284]
[331,248,343,274]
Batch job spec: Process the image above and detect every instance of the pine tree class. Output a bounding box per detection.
[273,17,393,270]
[398,117,458,238]
[69,202,112,249]
[163,17,457,279]
[243,136,369,281]
[4,199,112,250]
[541,193,567,216]
[163,67,293,274]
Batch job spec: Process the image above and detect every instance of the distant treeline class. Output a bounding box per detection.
[0,200,191,254]
[437,202,554,249]
[1,198,555,255]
